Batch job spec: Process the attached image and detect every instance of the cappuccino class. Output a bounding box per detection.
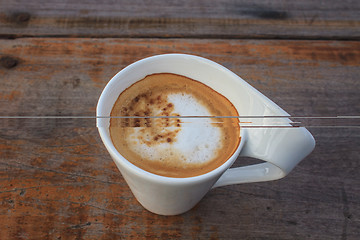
[110,73,240,178]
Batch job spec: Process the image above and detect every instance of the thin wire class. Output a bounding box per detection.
[0,116,358,128]
[0,115,359,119]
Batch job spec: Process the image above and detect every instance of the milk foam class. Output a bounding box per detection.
[110,73,241,177]
[126,93,222,165]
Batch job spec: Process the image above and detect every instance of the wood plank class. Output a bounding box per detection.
[0,38,359,117]
[0,38,359,239]
[0,0,359,39]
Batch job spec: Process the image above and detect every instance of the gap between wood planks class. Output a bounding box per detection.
[0,34,359,41]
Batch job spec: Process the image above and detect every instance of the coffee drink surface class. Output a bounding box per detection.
[110,73,241,178]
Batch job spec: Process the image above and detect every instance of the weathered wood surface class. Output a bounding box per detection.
[0,0,359,39]
[0,38,359,239]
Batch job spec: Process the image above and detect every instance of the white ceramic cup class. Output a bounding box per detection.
[97,54,315,215]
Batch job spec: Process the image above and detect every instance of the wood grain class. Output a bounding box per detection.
[0,38,359,117]
[0,38,359,239]
[0,0,359,39]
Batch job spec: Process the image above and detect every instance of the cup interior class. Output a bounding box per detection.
[97,54,290,180]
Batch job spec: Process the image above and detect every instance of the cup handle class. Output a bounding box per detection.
[212,127,315,188]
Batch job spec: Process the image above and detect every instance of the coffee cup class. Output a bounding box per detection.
[97,54,315,215]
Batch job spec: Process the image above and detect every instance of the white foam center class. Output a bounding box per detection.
[127,93,222,164]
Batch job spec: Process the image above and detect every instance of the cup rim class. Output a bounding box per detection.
[96,53,254,184]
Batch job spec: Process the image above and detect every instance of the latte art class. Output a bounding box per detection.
[110,73,241,178]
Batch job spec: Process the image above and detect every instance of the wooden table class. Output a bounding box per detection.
[0,1,359,239]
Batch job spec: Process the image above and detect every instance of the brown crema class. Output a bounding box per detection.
[110,73,241,178]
